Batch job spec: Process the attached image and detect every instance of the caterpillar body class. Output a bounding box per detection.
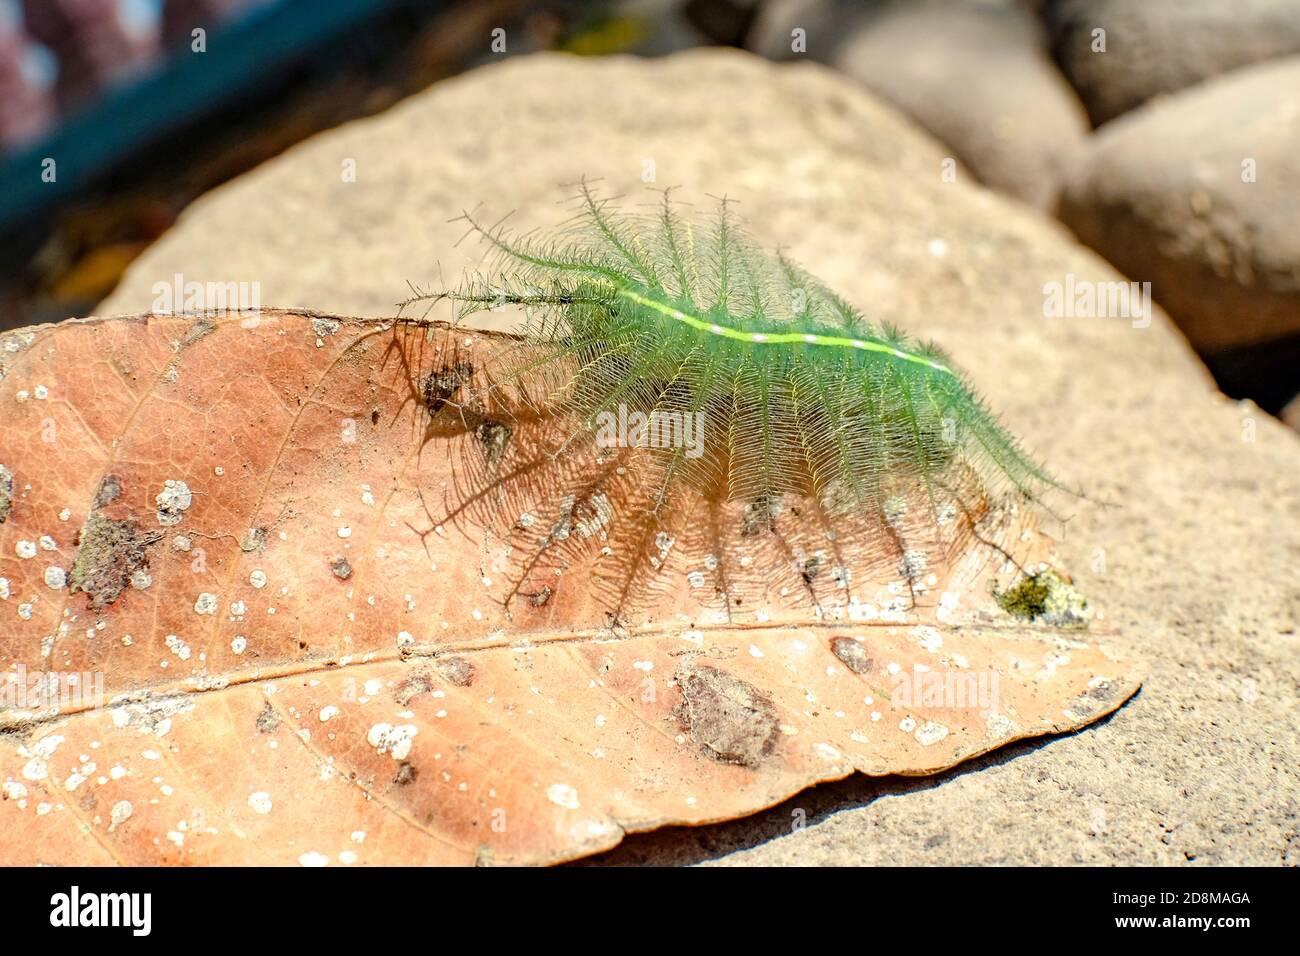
[397,184,1064,624]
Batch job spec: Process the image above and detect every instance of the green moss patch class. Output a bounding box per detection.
[995,568,1093,628]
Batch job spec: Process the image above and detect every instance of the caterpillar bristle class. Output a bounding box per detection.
[396,183,1069,620]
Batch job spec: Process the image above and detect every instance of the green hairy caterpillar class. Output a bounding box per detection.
[397,183,1064,621]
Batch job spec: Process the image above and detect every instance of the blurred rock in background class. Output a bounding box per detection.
[1041,0,1300,420]
[750,0,1087,209]
[1284,393,1300,431]
[1043,0,1300,126]
[1059,57,1300,356]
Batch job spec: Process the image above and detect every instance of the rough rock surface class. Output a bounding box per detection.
[756,0,1089,208]
[100,49,1300,865]
[1059,56,1300,355]
[1044,0,1300,126]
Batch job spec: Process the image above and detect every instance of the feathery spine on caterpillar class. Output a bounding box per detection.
[398,183,1065,615]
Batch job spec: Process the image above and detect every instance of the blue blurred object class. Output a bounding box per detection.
[0,0,426,234]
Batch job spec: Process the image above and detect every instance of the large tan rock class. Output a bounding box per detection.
[99,50,1299,865]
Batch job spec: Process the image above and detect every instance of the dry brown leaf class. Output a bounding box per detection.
[0,310,1139,865]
